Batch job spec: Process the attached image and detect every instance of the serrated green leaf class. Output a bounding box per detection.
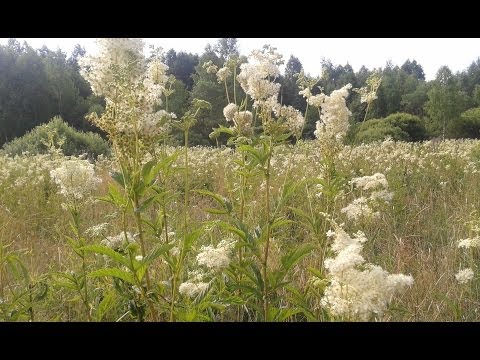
[143,243,174,266]
[142,160,157,186]
[307,267,324,279]
[270,217,294,231]
[95,291,116,322]
[89,268,135,285]
[137,195,157,213]
[81,244,130,268]
[106,183,128,207]
[111,171,126,187]
[281,243,315,272]
[277,308,302,321]
[33,282,48,302]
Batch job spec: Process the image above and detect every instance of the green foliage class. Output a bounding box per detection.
[164,50,199,90]
[353,113,428,143]
[386,113,429,141]
[2,116,110,158]
[450,107,480,139]
[424,66,470,138]
[0,40,104,145]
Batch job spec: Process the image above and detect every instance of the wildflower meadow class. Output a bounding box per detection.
[1,38,479,322]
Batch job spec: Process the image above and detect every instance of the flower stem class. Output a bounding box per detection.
[262,141,272,321]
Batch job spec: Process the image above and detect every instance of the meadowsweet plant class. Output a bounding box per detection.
[0,240,47,321]
[50,157,102,320]
[166,98,211,321]
[79,39,211,321]
[455,218,480,286]
[341,173,393,222]
[202,45,315,321]
[297,74,353,221]
[314,217,414,320]
[79,38,179,320]
[353,71,382,122]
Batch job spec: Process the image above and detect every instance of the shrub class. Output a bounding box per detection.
[2,116,110,158]
[386,113,428,141]
[353,112,428,144]
[449,107,480,139]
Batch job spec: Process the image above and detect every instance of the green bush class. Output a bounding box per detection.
[354,119,410,143]
[449,107,480,139]
[353,112,428,144]
[2,116,110,158]
[386,113,428,141]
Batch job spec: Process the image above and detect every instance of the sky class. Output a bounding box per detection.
[1,38,480,81]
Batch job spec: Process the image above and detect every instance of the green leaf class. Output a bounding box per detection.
[183,229,203,253]
[217,222,247,241]
[137,195,157,213]
[143,243,175,266]
[307,267,324,279]
[285,286,317,321]
[89,268,135,285]
[277,308,302,321]
[95,291,116,322]
[81,244,130,268]
[288,206,314,230]
[142,160,157,186]
[249,263,265,293]
[111,171,126,187]
[222,296,245,306]
[53,272,78,291]
[281,244,315,272]
[195,189,230,214]
[270,217,294,231]
[238,144,265,166]
[100,183,128,207]
[33,282,49,302]
[6,254,28,283]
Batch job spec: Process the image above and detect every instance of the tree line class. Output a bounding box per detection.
[2,38,480,147]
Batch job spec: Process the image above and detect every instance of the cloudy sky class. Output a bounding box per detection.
[1,38,480,81]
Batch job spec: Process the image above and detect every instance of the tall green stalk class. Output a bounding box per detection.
[262,139,272,321]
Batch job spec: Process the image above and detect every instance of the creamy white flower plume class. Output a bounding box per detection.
[455,268,474,284]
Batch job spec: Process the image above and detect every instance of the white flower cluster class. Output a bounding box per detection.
[341,197,377,221]
[179,281,209,298]
[117,110,176,138]
[222,103,253,134]
[85,223,110,237]
[350,173,388,191]
[341,172,393,222]
[79,38,146,101]
[304,91,325,108]
[179,269,210,298]
[49,158,101,202]
[196,238,236,270]
[217,66,232,83]
[79,38,173,141]
[274,104,305,137]
[314,84,352,143]
[237,46,282,106]
[457,236,480,249]
[455,268,474,284]
[101,231,136,250]
[354,73,382,104]
[179,239,236,299]
[203,60,218,74]
[321,225,414,320]
[223,103,238,122]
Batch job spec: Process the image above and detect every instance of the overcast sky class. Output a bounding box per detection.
[1,38,480,81]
